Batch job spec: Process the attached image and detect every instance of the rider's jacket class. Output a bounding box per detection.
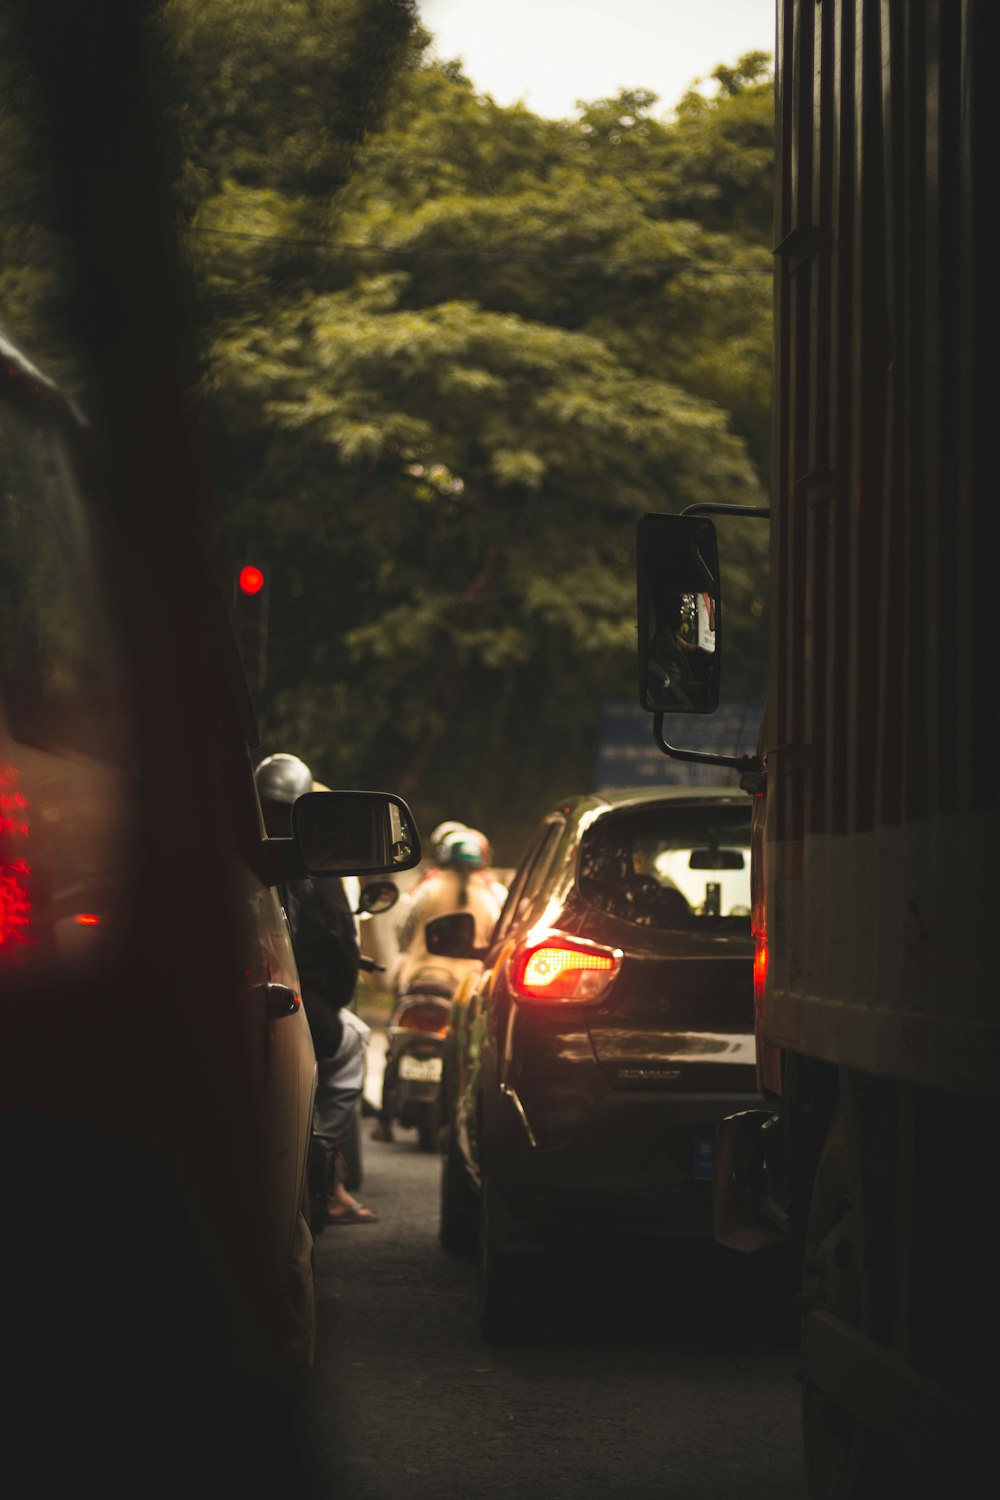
[392,867,505,997]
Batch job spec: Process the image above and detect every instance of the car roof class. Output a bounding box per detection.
[1,325,83,428]
[549,784,748,821]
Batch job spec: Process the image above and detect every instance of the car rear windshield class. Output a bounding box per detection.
[578,802,751,929]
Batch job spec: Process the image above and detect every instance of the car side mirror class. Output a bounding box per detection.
[292,791,420,876]
[425,912,488,962]
[258,791,421,886]
[637,513,721,714]
[356,879,399,916]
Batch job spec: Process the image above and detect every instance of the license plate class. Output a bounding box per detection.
[693,1125,715,1181]
[398,1054,443,1083]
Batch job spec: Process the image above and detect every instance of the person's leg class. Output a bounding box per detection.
[310,1058,343,1213]
[314,1037,378,1219]
[315,1030,363,1142]
[326,1179,377,1222]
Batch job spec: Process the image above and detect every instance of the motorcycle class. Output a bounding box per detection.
[381,966,456,1151]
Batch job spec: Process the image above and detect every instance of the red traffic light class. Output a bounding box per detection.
[238,564,266,596]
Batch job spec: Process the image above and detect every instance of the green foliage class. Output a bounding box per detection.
[163,0,419,200]
[668,53,776,242]
[0,5,89,395]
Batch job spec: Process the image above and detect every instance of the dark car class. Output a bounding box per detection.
[0,325,420,1483]
[432,785,759,1341]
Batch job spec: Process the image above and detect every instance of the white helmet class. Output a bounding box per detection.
[429,820,467,863]
[439,828,489,872]
[255,752,313,805]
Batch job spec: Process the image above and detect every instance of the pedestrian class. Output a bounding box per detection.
[255,752,378,1224]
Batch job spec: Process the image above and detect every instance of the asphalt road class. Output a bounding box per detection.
[304,1029,809,1500]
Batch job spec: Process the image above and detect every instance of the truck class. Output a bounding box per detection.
[636,2,993,1493]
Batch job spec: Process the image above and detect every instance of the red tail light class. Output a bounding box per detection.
[753,931,768,1017]
[397,1003,450,1034]
[753,928,780,1095]
[0,762,32,960]
[510,931,622,1003]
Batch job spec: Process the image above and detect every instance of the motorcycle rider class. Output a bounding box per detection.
[255,753,377,1224]
[371,823,505,1142]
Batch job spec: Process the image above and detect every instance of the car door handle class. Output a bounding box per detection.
[264,983,301,1020]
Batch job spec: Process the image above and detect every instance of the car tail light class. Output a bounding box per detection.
[510,931,622,1004]
[753,928,781,1096]
[753,931,768,1018]
[0,761,32,962]
[398,1002,449,1034]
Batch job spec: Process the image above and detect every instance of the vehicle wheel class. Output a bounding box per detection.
[439,1125,478,1258]
[478,1172,546,1344]
[800,1111,899,1498]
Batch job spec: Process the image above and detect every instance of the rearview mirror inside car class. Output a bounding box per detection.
[292,791,421,876]
[637,513,721,714]
[689,849,745,870]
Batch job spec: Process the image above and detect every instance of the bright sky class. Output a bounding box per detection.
[418,0,776,119]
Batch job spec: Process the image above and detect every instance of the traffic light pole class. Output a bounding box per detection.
[234,562,269,695]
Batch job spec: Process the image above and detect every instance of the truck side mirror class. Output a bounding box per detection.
[637,513,722,714]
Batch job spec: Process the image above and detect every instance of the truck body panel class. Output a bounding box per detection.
[766,0,995,1098]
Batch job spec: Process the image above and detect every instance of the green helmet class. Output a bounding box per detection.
[430,820,467,864]
[440,828,488,871]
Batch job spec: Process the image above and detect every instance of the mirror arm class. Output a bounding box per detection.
[640,506,769,789]
[680,503,771,520]
[653,712,763,779]
[256,837,307,888]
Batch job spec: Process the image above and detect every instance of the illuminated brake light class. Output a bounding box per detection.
[511,932,621,1003]
[753,932,768,1011]
[753,929,782,1096]
[74,913,101,927]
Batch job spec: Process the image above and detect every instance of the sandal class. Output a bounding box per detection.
[326,1201,379,1225]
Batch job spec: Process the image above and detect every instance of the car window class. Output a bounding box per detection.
[493,819,563,942]
[1,379,134,977]
[578,803,751,928]
[0,401,125,762]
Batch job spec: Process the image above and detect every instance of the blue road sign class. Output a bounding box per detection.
[594,700,762,791]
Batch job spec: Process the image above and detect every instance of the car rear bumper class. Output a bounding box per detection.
[488,1087,762,1241]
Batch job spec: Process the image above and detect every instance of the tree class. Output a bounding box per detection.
[204,274,765,796]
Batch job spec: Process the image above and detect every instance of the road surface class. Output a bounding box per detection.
[303,1021,808,1499]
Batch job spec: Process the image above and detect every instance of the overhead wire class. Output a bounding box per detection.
[178,221,770,275]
